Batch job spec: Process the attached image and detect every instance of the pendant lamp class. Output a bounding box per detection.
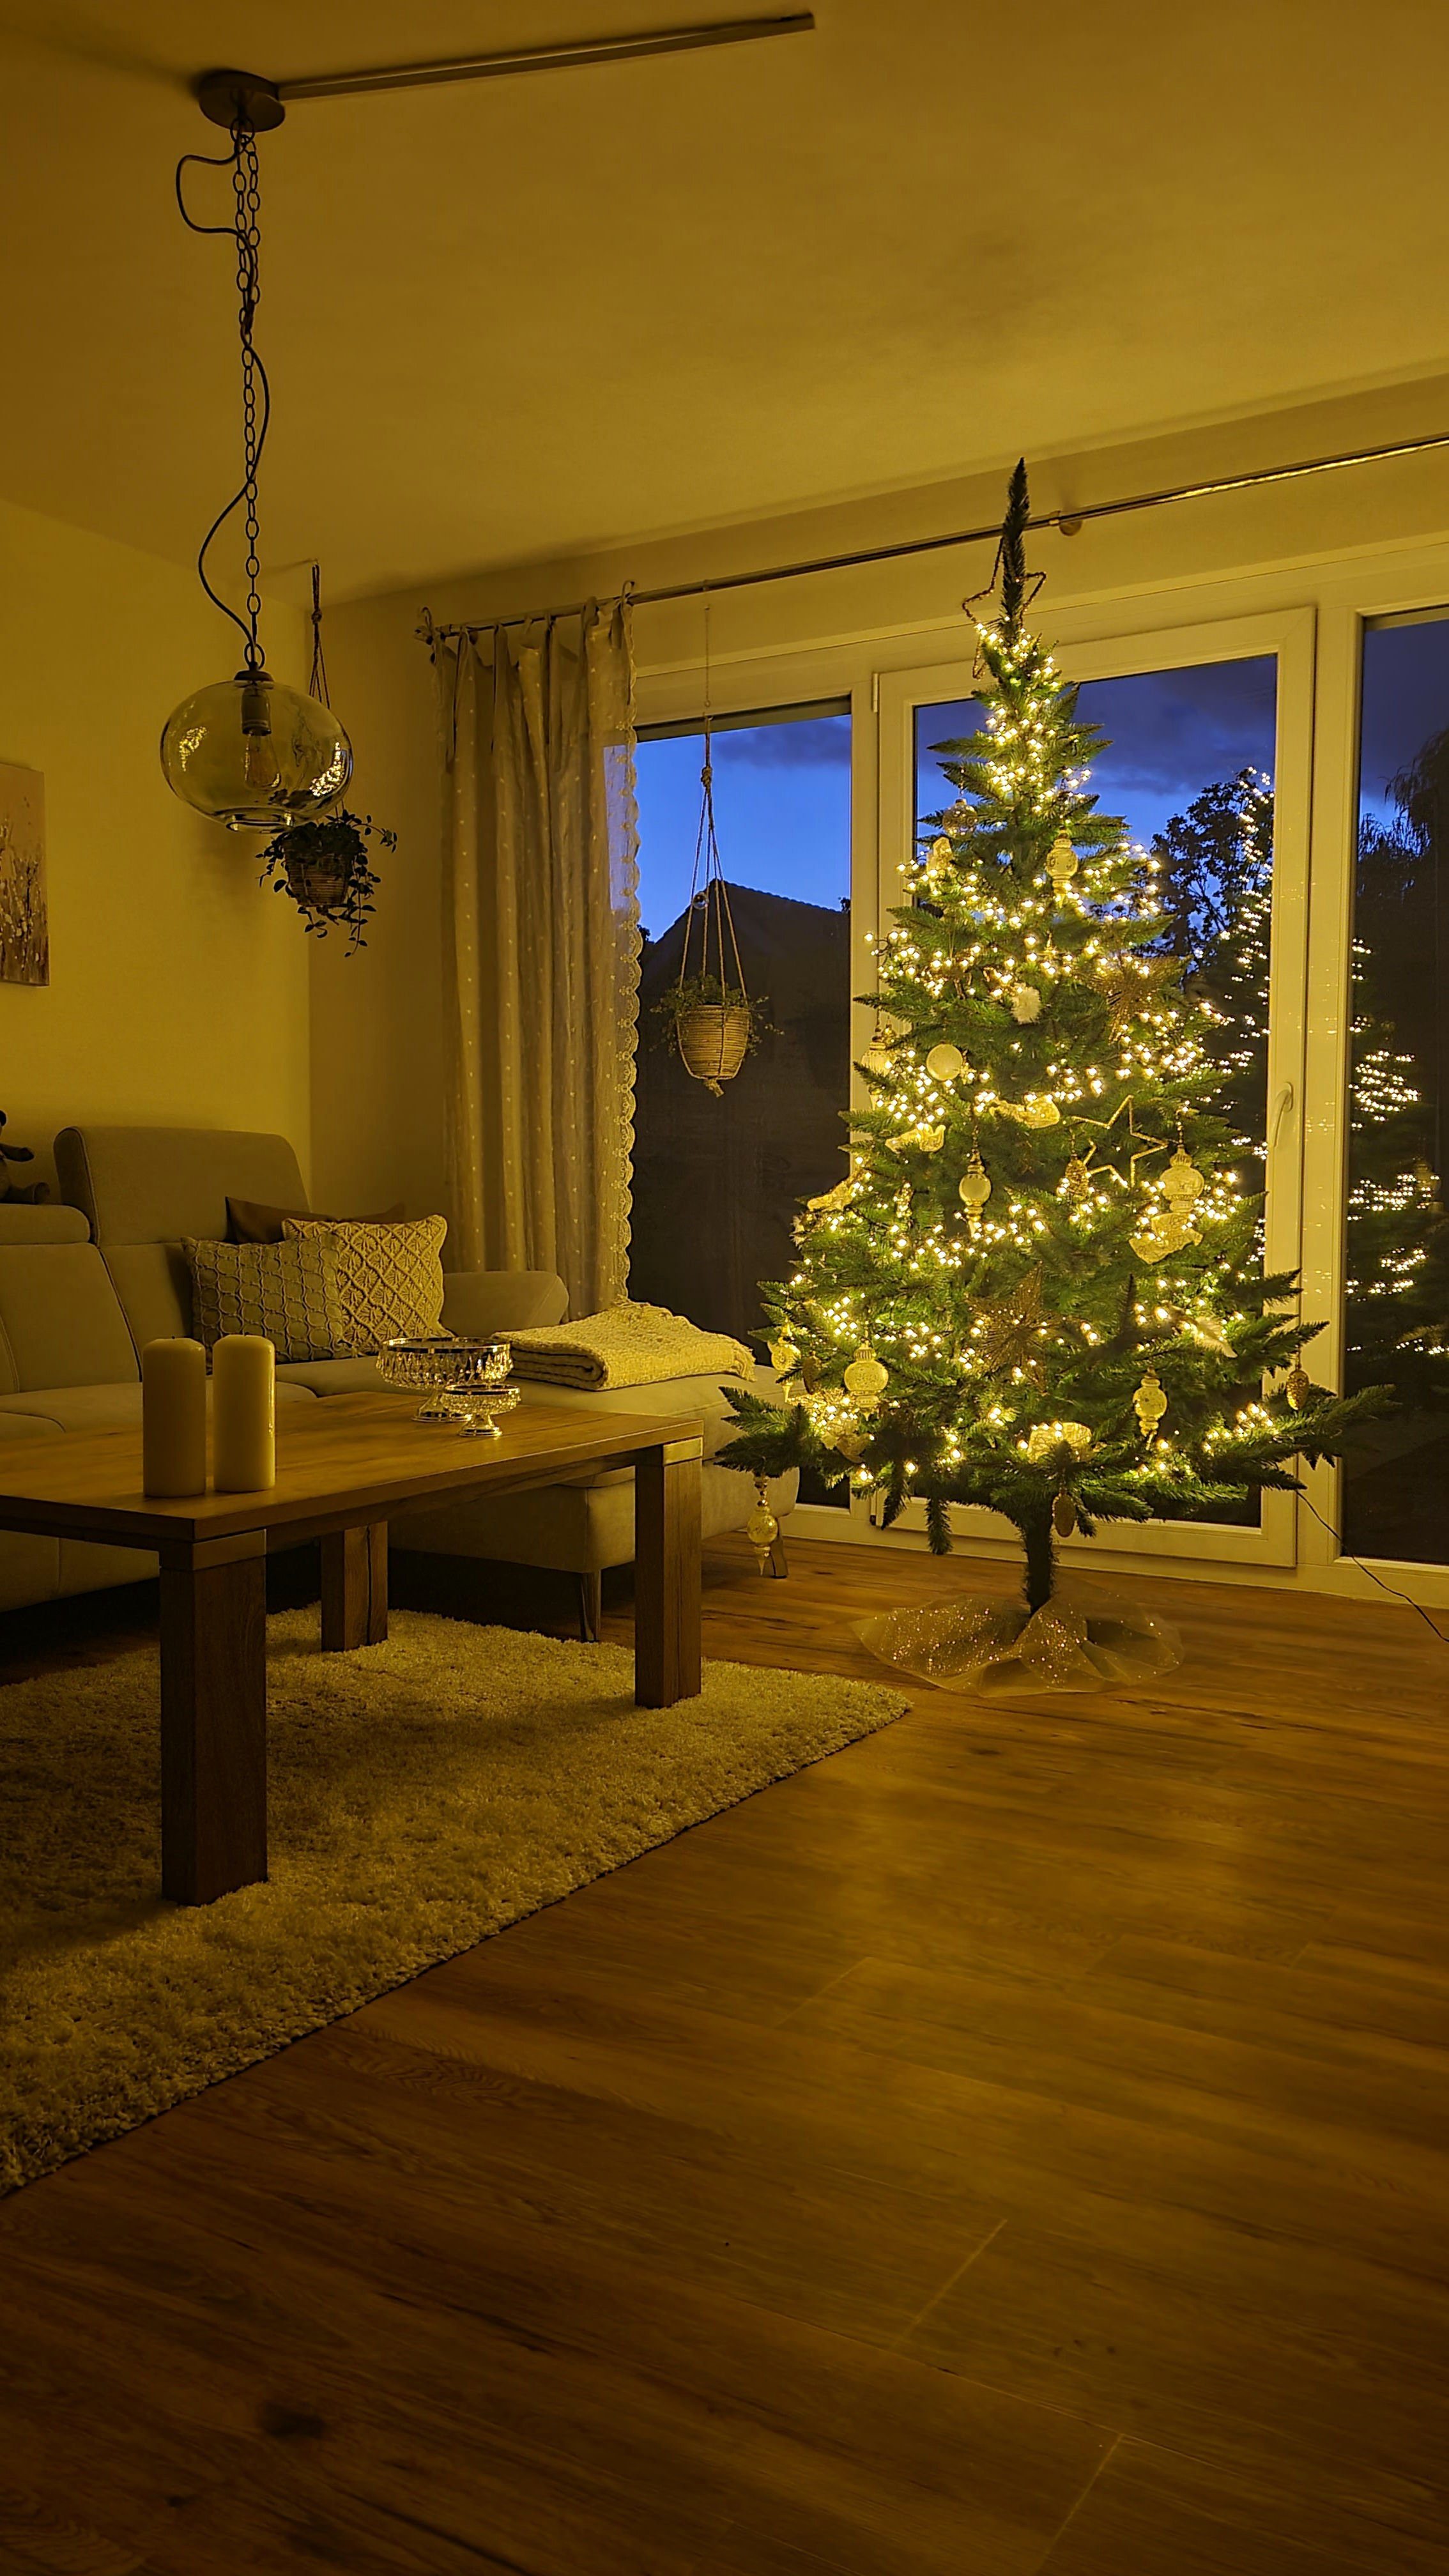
[161,74,351,829]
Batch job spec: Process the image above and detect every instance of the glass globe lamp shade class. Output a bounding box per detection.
[160,669,353,830]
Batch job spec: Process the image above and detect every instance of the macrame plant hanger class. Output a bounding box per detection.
[675,595,752,1095]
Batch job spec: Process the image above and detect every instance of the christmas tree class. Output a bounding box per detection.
[721,464,1384,1615]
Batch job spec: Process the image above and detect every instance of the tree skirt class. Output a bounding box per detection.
[855,1588,1183,1698]
[0,1611,906,2194]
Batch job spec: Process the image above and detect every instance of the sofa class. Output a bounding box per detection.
[0,1125,793,1633]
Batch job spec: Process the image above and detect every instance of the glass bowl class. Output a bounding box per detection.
[377,1335,521,1437]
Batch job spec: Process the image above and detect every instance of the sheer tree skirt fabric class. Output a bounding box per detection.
[854,1587,1183,1698]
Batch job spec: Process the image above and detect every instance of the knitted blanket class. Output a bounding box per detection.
[503,1300,755,1392]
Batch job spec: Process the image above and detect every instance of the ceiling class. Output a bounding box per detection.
[1,0,1447,602]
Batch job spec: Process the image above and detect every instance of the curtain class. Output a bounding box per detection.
[434,601,640,1316]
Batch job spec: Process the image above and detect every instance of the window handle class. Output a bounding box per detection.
[1270,1081,1296,1151]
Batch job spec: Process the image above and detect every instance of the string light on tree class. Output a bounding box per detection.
[720,462,1387,1619]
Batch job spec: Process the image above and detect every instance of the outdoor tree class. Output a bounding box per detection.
[721,464,1384,1618]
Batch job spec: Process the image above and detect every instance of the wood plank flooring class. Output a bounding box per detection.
[3,1536,1449,2574]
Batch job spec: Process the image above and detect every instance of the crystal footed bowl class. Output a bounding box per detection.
[377,1335,521,1437]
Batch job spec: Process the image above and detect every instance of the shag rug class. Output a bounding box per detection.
[1,1609,906,2195]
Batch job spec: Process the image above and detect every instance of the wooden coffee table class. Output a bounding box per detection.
[0,1393,703,1906]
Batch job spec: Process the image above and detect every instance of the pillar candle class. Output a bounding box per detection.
[211,1334,276,1492]
[142,1337,208,1496]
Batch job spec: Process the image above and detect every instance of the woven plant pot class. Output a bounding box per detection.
[677,1002,751,1095]
[283,850,351,916]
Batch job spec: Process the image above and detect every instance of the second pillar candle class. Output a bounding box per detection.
[212,1334,276,1491]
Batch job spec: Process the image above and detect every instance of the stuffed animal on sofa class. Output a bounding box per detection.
[0,1111,49,1203]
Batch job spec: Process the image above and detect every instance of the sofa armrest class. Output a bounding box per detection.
[441,1269,568,1335]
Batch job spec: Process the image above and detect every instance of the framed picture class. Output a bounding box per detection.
[0,761,48,987]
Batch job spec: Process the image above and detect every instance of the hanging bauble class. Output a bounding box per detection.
[998,1094,1062,1129]
[957,1150,992,1234]
[767,1335,800,1375]
[926,836,953,870]
[1162,1145,1208,1209]
[925,1042,965,1082]
[162,671,353,831]
[1063,1154,1092,1201]
[1009,984,1043,1024]
[1052,1490,1079,1537]
[860,1020,897,1078]
[1025,1420,1092,1463]
[746,1473,781,1572]
[835,1427,868,1463]
[1046,834,1079,891]
[1133,1368,1168,1434]
[843,1346,889,1400]
[1285,1362,1311,1411]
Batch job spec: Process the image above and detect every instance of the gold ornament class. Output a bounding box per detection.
[1133,1368,1168,1434]
[1063,1154,1092,1201]
[1025,1420,1093,1462]
[997,1094,1062,1129]
[1009,983,1043,1024]
[1046,834,1079,891]
[1130,1208,1198,1264]
[843,1345,889,1401]
[889,1123,946,1153]
[746,1473,783,1575]
[1285,1363,1310,1411]
[767,1336,800,1375]
[1162,1145,1207,1209]
[1052,1490,1079,1537]
[927,836,953,868]
[835,1427,867,1464]
[860,1021,896,1078]
[925,1041,966,1082]
[973,1266,1045,1381]
[1093,950,1176,1040]
[806,1174,858,1215]
[957,1148,992,1234]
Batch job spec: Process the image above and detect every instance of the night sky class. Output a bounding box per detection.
[633,624,1449,943]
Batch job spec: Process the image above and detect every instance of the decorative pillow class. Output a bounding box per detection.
[284,1215,447,1354]
[227,1194,405,1246]
[183,1232,346,1360]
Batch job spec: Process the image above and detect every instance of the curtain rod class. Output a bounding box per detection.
[417,424,1449,644]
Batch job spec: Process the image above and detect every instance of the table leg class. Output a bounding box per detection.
[159,1530,267,1905]
[634,1434,702,1706]
[321,1520,388,1650]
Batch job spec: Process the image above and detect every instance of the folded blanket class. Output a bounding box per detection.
[503,1300,755,1392]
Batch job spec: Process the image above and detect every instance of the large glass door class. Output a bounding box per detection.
[877,609,1315,1570]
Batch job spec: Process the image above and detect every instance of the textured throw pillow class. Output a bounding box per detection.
[227,1194,405,1246]
[183,1232,346,1360]
[284,1215,447,1354]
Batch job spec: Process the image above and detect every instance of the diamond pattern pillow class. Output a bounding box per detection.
[183,1232,346,1360]
[284,1215,447,1354]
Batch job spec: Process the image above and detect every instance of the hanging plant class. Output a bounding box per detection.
[259,806,396,949]
[256,567,395,952]
[666,601,767,1096]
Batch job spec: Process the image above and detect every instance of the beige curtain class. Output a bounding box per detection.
[434,602,640,1316]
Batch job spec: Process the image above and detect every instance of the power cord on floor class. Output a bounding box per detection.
[1296,1487,1449,1650]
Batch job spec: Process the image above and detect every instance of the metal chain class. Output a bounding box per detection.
[231,124,264,672]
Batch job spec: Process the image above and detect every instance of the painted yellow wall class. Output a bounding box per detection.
[316,374,1449,1227]
[0,496,310,1198]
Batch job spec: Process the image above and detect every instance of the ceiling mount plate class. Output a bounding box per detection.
[194,68,286,132]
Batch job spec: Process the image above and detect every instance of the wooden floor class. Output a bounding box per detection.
[3,1537,1449,2575]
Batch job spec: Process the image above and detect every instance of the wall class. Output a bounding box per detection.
[317,372,1449,1225]
[0,494,310,1199]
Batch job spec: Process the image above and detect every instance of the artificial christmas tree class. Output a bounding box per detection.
[721,464,1383,1664]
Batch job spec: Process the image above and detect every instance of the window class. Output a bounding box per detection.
[631,702,853,1378]
[1342,615,1449,1564]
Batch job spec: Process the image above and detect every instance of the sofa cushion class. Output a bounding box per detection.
[184,1233,347,1360]
[228,1195,404,1245]
[394,1462,797,1575]
[0,1379,316,1433]
[284,1215,447,1353]
[55,1125,307,1250]
[0,1242,141,1392]
[100,1241,193,1351]
[0,1407,63,1439]
[510,1368,754,1464]
[275,1357,391,1397]
[0,1208,91,1245]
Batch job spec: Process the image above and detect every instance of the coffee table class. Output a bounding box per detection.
[0,1393,703,1905]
